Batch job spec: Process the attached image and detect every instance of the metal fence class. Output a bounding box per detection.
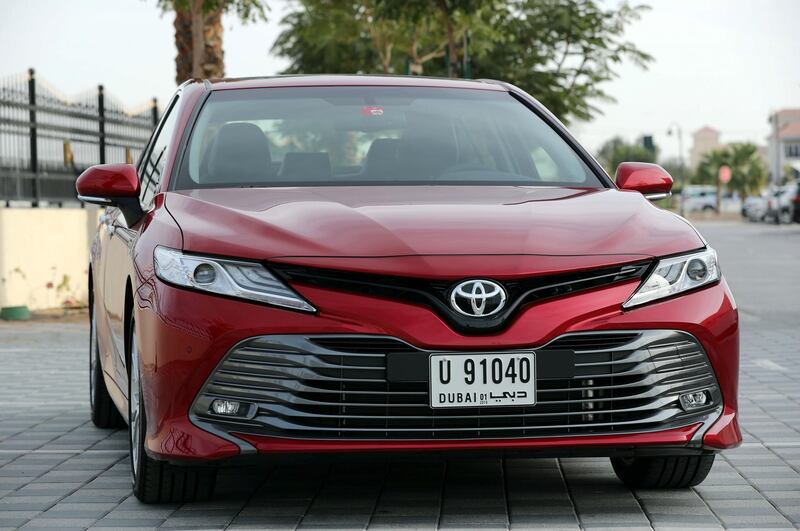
[0,69,158,205]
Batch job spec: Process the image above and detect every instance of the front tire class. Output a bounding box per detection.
[90,304,125,428]
[611,454,715,489]
[128,318,217,503]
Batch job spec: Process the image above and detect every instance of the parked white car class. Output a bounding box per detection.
[766,181,799,224]
[681,185,718,212]
[742,193,768,222]
[681,185,741,214]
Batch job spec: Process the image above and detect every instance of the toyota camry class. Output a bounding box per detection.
[76,75,740,503]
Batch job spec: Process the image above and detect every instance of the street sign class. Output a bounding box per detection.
[719,165,732,184]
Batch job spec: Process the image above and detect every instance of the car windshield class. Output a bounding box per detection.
[174,86,603,189]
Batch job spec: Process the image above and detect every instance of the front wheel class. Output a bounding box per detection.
[611,454,715,489]
[128,318,217,503]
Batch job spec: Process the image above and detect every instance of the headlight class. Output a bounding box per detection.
[623,247,719,308]
[153,246,315,312]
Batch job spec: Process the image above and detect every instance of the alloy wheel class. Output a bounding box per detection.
[129,324,142,480]
[126,315,218,503]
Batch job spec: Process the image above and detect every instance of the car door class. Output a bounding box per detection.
[102,95,181,393]
[93,206,117,388]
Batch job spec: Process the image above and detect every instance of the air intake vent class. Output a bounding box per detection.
[192,330,720,441]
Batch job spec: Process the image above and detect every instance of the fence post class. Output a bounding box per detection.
[98,84,106,164]
[62,141,73,167]
[27,68,39,206]
[151,97,159,128]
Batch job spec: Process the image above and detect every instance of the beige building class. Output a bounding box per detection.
[689,126,723,170]
[767,109,800,183]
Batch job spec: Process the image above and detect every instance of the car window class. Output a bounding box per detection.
[139,96,180,207]
[175,86,601,189]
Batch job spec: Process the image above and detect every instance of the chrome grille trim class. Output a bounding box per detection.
[192,330,721,440]
[271,263,651,335]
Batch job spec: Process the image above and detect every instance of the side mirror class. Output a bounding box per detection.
[76,164,144,226]
[615,162,673,200]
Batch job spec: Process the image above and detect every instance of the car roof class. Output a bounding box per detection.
[191,74,509,92]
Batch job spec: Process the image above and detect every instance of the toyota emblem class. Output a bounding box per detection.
[449,279,507,317]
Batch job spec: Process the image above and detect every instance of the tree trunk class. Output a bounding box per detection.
[380,42,394,74]
[408,29,446,76]
[200,7,225,78]
[173,5,193,84]
[445,18,457,77]
[409,36,423,75]
[175,0,225,83]
[436,0,458,77]
[366,20,394,75]
[190,0,205,78]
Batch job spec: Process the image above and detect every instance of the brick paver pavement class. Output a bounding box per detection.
[0,220,798,530]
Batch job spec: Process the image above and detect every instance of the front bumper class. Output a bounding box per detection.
[192,330,722,441]
[134,276,740,462]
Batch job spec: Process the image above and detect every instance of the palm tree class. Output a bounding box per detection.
[596,137,657,175]
[160,0,267,84]
[695,143,767,199]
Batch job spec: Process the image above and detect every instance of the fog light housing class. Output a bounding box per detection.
[210,399,240,416]
[679,391,710,411]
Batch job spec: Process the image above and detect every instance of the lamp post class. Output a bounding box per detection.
[668,123,685,217]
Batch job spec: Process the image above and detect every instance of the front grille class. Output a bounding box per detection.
[269,262,650,334]
[192,331,721,440]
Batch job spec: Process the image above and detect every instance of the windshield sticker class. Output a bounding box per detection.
[361,106,384,117]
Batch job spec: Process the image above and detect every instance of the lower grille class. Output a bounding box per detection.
[192,331,721,440]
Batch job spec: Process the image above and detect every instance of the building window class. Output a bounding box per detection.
[786,143,800,158]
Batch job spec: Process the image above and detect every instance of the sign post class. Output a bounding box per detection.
[717,165,731,214]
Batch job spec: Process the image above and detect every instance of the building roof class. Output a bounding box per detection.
[192,75,508,92]
[779,122,800,139]
[694,126,720,135]
[775,108,800,118]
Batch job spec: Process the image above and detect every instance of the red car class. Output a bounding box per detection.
[77,76,740,503]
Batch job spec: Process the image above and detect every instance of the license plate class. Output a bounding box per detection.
[429,352,536,408]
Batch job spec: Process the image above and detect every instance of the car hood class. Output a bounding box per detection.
[165,186,703,277]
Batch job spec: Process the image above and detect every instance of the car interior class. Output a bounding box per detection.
[178,88,600,189]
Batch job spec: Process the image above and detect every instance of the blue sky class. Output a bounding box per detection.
[0,0,797,160]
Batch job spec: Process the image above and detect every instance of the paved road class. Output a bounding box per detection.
[0,220,798,530]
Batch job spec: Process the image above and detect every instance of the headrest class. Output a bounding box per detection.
[205,122,273,183]
[361,138,400,178]
[395,115,458,178]
[278,152,332,181]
